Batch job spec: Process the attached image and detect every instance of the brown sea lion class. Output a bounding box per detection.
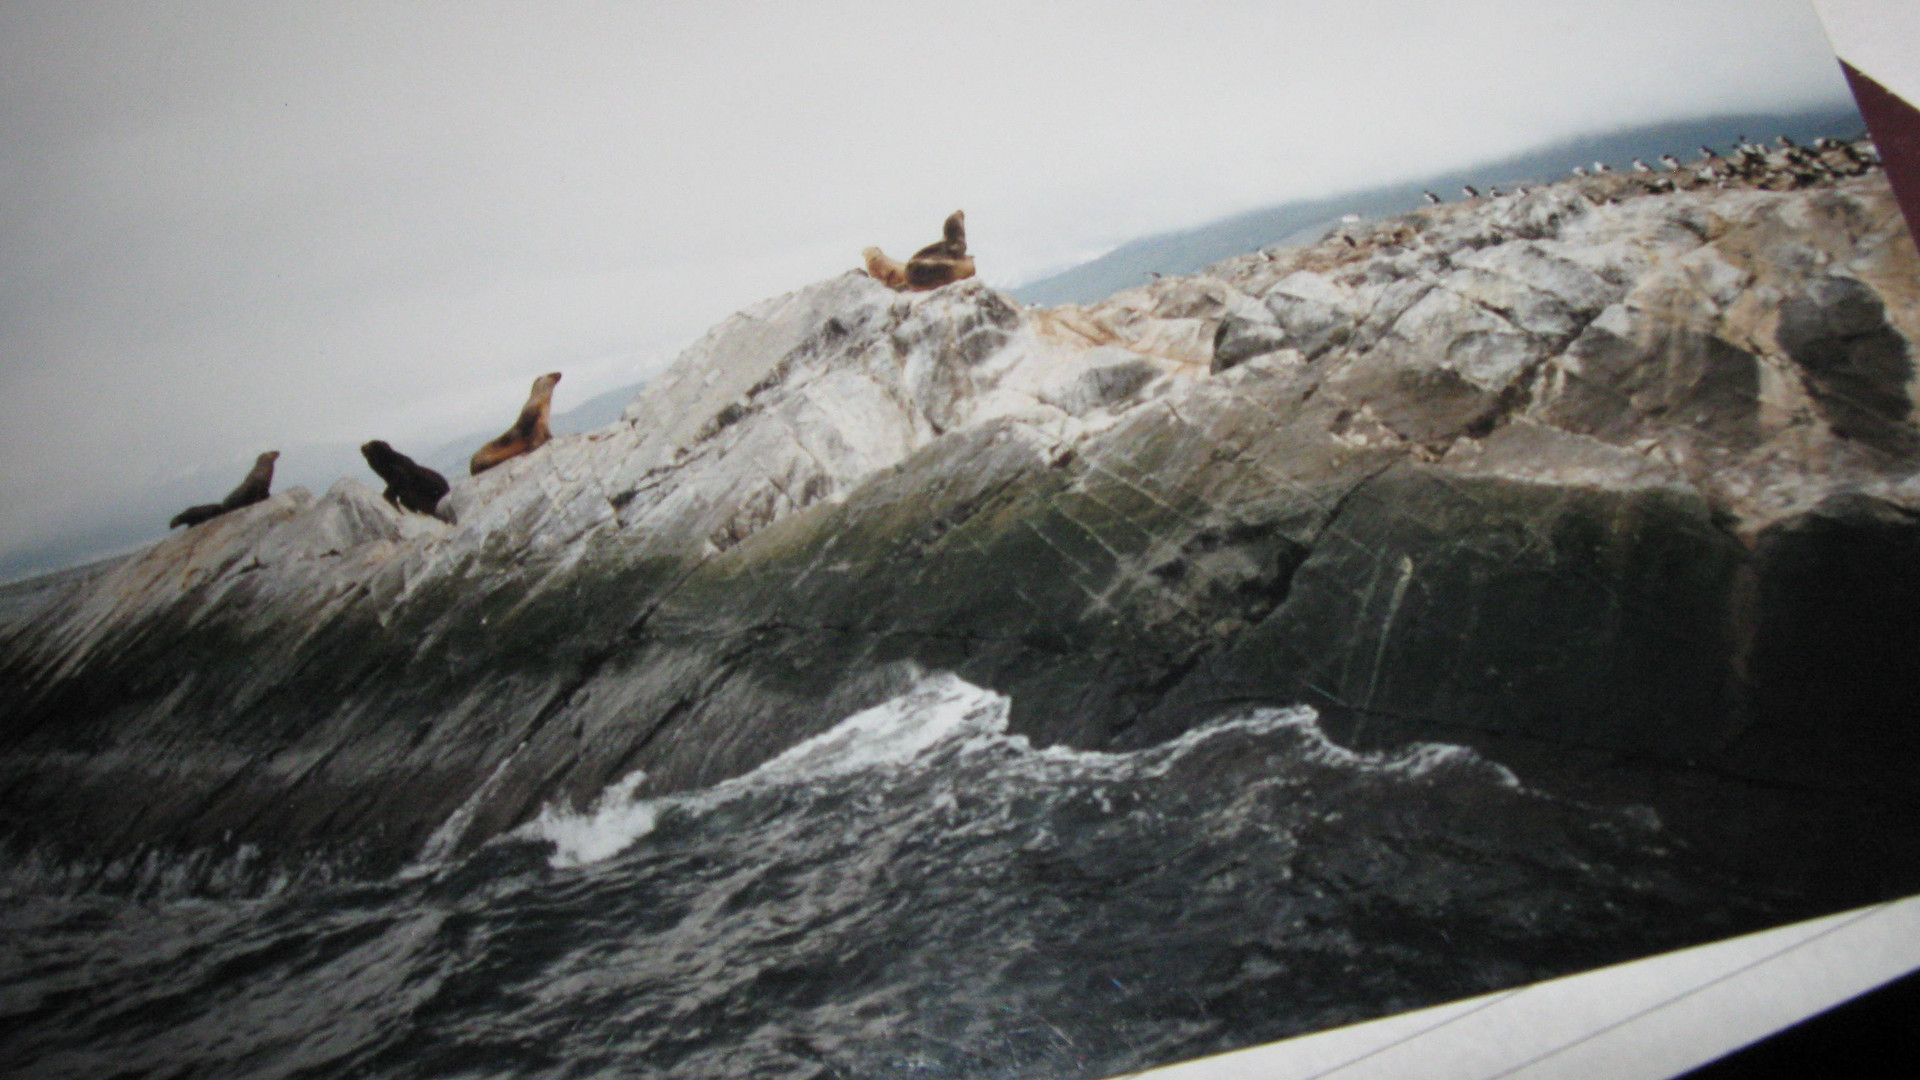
[169,450,280,529]
[361,440,451,517]
[863,246,908,289]
[911,210,967,260]
[903,253,977,291]
[470,372,561,476]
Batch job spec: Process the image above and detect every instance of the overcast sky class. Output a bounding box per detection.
[0,1,1852,561]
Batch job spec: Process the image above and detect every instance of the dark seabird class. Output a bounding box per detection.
[1698,145,1721,160]
[1660,154,1682,171]
[1593,161,1613,174]
[1461,184,1480,199]
[1488,185,1504,197]
[1422,190,1441,204]
[1632,158,1653,173]
[1776,134,1797,149]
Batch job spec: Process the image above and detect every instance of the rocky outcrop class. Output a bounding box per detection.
[3,167,1919,911]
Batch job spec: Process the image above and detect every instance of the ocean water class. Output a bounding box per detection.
[0,674,1770,1080]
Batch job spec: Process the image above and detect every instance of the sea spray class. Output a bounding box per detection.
[517,672,1012,867]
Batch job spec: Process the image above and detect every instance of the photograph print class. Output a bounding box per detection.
[1,2,1916,1078]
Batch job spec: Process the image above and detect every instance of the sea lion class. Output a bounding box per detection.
[470,372,561,476]
[863,246,908,289]
[911,209,967,260]
[361,440,451,517]
[169,450,280,529]
[903,253,976,291]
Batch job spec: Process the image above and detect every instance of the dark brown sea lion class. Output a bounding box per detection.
[470,372,561,476]
[862,211,973,292]
[361,440,451,517]
[169,450,280,529]
[863,246,908,289]
[903,253,977,290]
[912,210,967,260]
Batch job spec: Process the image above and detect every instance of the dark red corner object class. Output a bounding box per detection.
[1841,59,1920,251]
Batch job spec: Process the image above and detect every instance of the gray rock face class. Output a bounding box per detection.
[3,169,1919,913]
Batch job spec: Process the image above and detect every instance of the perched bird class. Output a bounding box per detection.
[1776,134,1798,149]
[1514,184,1533,196]
[1698,145,1721,160]
[1571,165,1588,177]
[1632,158,1653,173]
[1488,185,1504,197]
[1461,184,1480,199]
[1660,154,1682,171]
[1592,161,1613,174]
[1422,190,1441,204]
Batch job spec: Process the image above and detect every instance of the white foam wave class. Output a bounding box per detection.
[1298,729,1525,788]
[525,770,660,868]
[513,671,1520,868]
[745,671,1011,783]
[518,672,1008,867]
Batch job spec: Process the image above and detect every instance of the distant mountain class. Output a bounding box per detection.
[1008,103,1866,306]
